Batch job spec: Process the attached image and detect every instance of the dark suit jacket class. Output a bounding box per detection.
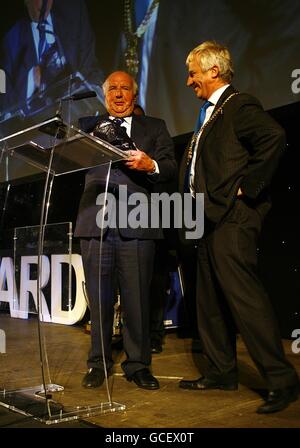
[75,113,177,239]
[179,85,286,226]
[1,0,102,112]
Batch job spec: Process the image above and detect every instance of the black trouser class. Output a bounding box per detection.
[196,198,299,389]
[81,228,155,377]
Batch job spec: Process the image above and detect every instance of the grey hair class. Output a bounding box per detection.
[102,72,138,96]
[186,41,234,83]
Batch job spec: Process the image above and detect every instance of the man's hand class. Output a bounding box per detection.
[124,149,156,173]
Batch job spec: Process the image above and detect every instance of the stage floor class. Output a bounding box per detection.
[0,314,299,428]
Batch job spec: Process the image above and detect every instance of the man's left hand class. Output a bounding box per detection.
[124,149,156,173]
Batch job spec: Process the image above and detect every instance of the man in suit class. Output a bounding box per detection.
[75,70,176,390]
[178,41,299,413]
[0,0,104,116]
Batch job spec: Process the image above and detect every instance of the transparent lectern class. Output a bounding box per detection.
[0,116,126,424]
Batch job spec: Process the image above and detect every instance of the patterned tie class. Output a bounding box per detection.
[184,100,212,192]
[112,117,124,126]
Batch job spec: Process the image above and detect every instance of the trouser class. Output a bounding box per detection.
[196,198,299,389]
[81,228,155,376]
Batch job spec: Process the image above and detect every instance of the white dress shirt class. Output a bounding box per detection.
[109,115,133,138]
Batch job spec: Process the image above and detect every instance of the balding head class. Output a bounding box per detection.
[103,71,138,118]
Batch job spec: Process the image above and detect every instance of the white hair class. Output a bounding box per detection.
[186,41,234,82]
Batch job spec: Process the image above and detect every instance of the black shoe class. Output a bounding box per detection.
[82,368,106,388]
[151,341,162,354]
[179,376,238,391]
[256,384,299,414]
[127,368,160,390]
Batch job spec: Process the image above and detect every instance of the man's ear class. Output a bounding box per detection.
[210,65,220,79]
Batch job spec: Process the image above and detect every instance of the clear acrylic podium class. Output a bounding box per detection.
[0,116,126,424]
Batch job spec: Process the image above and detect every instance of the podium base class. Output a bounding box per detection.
[0,386,125,425]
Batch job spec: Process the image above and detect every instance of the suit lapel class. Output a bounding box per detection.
[195,85,236,160]
[131,115,147,149]
[213,85,236,109]
[21,20,38,67]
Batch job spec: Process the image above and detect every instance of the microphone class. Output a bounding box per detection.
[62,91,97,101]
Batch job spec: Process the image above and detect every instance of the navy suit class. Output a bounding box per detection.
[75,113,176,238]
[76,113,176,376]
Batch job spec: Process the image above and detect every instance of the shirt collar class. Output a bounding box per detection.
[109,115,132,125]
[208,84,230,106]
[33,12,53,29]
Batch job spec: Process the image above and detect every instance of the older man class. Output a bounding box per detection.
[178,41,299,413]
[75,71,176,390]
